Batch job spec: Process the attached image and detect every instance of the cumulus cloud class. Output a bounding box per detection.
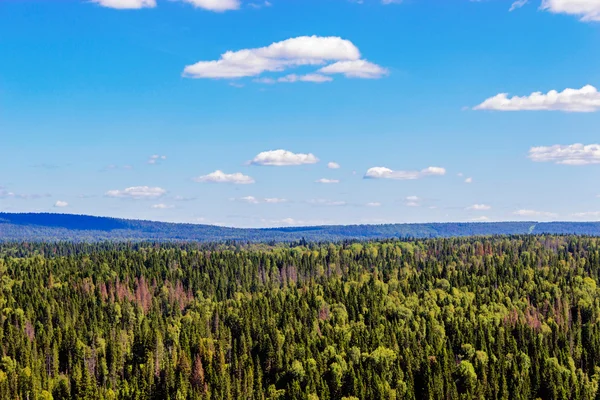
[513,209,558,218]
[106,186,167,199]
[318,60,389,79]
[183,35,386,82]
[467,204,491,211]
[91,0,156,9]
[235,196,287,204]
[249,149,319,166]
[364,166,446,180]
[327,162,341,169]
[529,143,600,165]
[151,203,174,209]
[315,178,340,184]
[148,155,167,165]
[194,170,255,184]
[509,0,528,11]
[541,0,600,21]
[54,201,68,208]
[465,177,473,184]
[177,0,240,12]
[474,85,600,112]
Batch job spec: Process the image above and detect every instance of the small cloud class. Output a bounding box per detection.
[365,166,446,180]
[91,0,156,9]
[474,85,600,112]
[404,196,421,207]
[249,0,271,8]
[467,204,491,211]
[177,0,241,12]
[234,196,287,204]
[54,201,68,208]
[229,82,245,88]
[194,170,255,184]
[308,199,347,206]
[471,216,490,222]
[148,155,167,165]
[105,186,167,199]
[151,203,174,209]
[465,177,473,183]
[529,143,600,165]
[457,172,464,177]
[571,211,600,218]
[315,178,340,184]
[173,195,196,201]
[366,202,382,207]
[249,149,319,166]
[328,161,341,169]
[513,209,558,218]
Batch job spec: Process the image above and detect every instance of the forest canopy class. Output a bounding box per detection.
[1,236,600,399]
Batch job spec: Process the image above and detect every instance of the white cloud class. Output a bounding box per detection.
[91,0,156,9]
[250,149,319,166]
[318,60,388,79]
[529,143,600,165]
[152,203,174,209]
[364,166,446,180]
[509,0,528,11]
[148,155,167,164]
[572,211,600,218]
[235,196,287,204]
[277,74,333,83]
[54,201,68,208]
[194,170,255,184]
[404,196,421,207]
[177,0,240,12]
[173,195,196,201]
[308,199,347,206]
[474,85,600,112]
[366,202,382,207]
[471,216,490,222]
[105,186,167,199]
[327,161,341,169]
[467,204,491,211]
[315,178,340,184]
[513,209,558,218]
[541,0,600,21]
[382,0,402,4]
[183,36,385,82]
[465,177,473,183]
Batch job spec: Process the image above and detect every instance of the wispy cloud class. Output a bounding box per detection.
[105,186,167,199]
[315,178,340,184]
[364,166,446,180]
[513,209,558,218]
[148,155,167,165]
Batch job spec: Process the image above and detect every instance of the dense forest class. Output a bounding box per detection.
[2,236,600,399]
[2,212,600,242]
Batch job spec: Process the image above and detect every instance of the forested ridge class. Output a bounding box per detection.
[2,236,600,399]
[3,213,600,242]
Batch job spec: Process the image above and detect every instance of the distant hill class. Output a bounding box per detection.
[1,213,599,242]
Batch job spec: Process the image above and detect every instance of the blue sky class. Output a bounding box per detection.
[1,0,600,227]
